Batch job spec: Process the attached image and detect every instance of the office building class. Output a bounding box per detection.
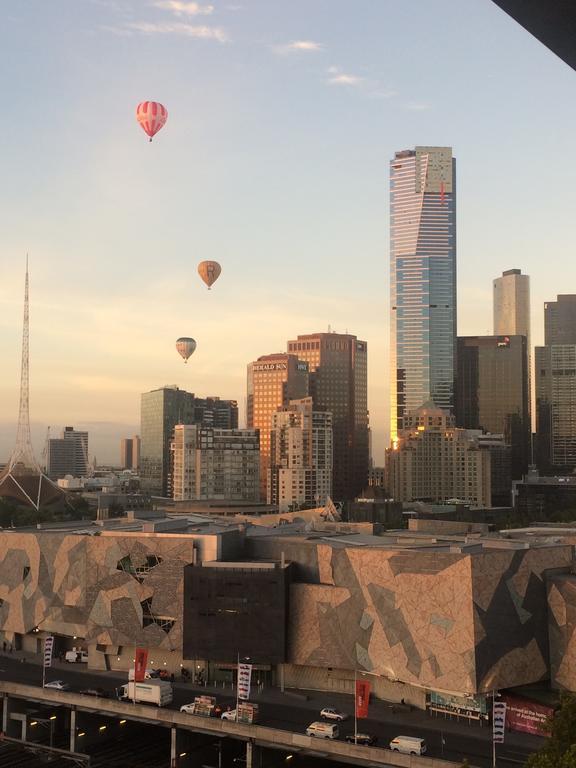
[455,335,530,479]
[47,426,89,479]
[120,436,141,470]
[535,295,576,472]
[287,332,368,501]
[386,403,491,506]
[389,146,457,443]
[171,425,259,502]
[493,269,530,341]
[247,354,309,501]
[268,398,332,512]
[141,387,239,496]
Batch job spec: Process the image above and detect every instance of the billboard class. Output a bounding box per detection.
[502,695,552,737]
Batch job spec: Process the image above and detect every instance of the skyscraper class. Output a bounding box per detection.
[247,354,309,500]
[455,335,530,479]
[120,436,141,470]
[287,332,368,501]
[268,397,332,512]
[47,426,89,479]
[493,269,530,341]
[389,146,457,444]
[140,387,239,496]
[536,295,576,472]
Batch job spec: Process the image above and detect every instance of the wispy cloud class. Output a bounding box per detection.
[118,20,228,41]
[405,101,431,111]
[328,72,363,86]
[151,1,214,16]
[273,40,324,55]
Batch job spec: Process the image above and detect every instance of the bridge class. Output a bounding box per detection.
[0,681,470,768]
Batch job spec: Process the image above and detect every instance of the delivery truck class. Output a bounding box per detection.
[119,680,173,707]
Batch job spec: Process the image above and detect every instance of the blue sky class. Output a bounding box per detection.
[1,0,575,464]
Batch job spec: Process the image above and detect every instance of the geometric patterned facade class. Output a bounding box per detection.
[0,532,195,654]
[547,573,576,691]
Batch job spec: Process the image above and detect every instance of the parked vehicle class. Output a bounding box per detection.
[120,680,173,707]
[389,735,427,755]
[180,696,219,717]
[65,648,89,663]
[320,707,347,722]
[79,688,102,697]
[221,709,237,721]
[306,721,339,739]
[44,680,70,691]
[128,668,157,680]
[346,732,376,746]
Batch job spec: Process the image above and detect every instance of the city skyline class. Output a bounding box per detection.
[1,1,576,465]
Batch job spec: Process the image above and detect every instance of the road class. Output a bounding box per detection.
[0,655,540,767]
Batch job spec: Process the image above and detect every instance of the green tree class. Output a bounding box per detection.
[526,693,576,768]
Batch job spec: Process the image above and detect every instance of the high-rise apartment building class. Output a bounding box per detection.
[455,335,530,479]
[536,295,576,472]
[390,146,457,443]
[268,398,332,512]
[287,332,369,501]
[47,426,89,479]
[140,387,238,496]
[385,403,491,507]
[120,436,141,470]
[247,354,309,500]
[172,425,259,501]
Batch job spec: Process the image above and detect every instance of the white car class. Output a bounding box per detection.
[180,703,196,714]
[320,707,347,722]
[45,680,70,691]
[221,709,237,721]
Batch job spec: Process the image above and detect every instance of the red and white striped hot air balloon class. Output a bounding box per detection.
[136,101,168,142]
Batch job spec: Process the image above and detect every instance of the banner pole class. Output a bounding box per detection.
[354,669,357,745]
[235,651,240,720]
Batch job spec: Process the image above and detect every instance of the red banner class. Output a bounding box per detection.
[355,680,370,719]
[502,694,552,737]
[134,647,148,682]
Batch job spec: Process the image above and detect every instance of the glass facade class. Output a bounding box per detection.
[390,147,456,443]
[536,345,576,471]
[455,335,530,479]
[287,333,369,501]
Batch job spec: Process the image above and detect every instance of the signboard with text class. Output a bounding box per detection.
[134,647,149,682]
[238,663,252,701]
[502,695,552,737]
[355,680,370,719]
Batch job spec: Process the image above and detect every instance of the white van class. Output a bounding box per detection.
[306,721,339,739]
[389,735,427,755]
[65,649,88,663]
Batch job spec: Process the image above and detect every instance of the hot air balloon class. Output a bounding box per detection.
[136,101,168,142]
[176,337,196,363]
[198,260,222,290]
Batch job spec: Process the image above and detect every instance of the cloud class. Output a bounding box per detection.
[121,21,227,41]
[151,1,214,15]
[327,72,363,86]
[405,101,431,111]
[273,40,324,55]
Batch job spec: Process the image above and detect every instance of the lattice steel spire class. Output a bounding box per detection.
[9,256,40,472]
[0,258,63,510]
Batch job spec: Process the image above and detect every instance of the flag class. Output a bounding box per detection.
[43,636,54,669]
[355,680,370,719]
[493,700,507,744]
[238,663,252,701]
[134,647,148,682]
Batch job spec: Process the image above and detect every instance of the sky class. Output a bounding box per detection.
[1,0,575,466]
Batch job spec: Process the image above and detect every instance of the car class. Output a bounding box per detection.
[346,732,376,746]
[320,707,347,722]
[44,680,70,691]
[221,709,237,721]
[180,703,196,715]
[79,688,101,697]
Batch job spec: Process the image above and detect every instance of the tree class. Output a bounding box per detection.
[526,693,576,768]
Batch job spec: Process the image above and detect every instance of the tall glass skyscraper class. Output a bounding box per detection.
[390,146,456,443]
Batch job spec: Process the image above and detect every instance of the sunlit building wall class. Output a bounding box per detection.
[389,146,457,444]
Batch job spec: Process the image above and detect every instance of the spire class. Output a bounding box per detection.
[0,258,63,510]
[9,255,40,473]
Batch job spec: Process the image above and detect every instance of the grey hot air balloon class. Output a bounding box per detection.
[176,337,197,363]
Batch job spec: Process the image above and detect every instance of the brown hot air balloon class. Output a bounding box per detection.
[197,260,221,290]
